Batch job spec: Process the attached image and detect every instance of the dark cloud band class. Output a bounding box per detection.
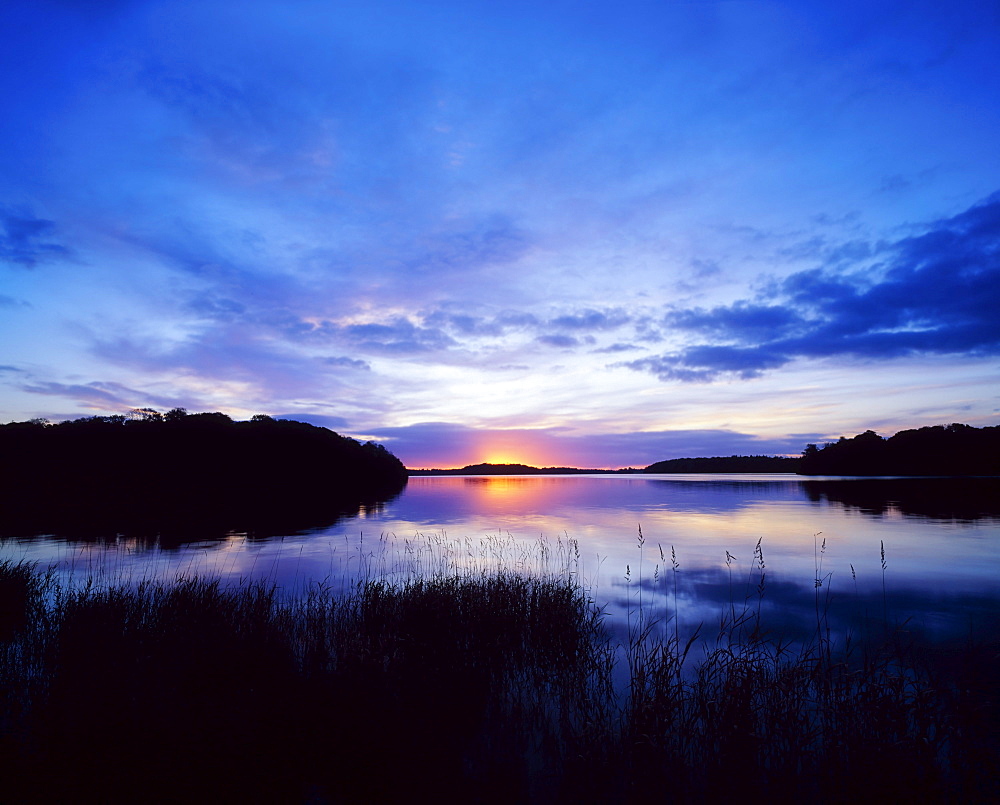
[624,193,1000,382]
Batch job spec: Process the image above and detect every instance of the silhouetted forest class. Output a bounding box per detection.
[0,409,407,538]
[798,423,1000,476]
[644,455,801,473]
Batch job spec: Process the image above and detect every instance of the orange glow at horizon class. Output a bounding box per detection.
[469,435,551,468]
[403,435,620,470]
[405,445,622,471]
[481,451,534,466]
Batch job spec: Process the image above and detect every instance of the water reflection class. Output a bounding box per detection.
[405,474,806,520]
[2,474,998,654]
[0,489,405,549]
[601,562,1000,652]
[802,477,1000,521]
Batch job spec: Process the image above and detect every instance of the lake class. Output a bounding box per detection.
[3,473,999,651]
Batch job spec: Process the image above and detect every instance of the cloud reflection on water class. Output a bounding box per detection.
[2,475,998,654]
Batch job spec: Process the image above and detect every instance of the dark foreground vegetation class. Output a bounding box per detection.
[0,410,407,539]
[1,559,995,804]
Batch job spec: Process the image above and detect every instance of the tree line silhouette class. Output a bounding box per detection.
[410,424,999,477]
[0,409,407,538]
[644,455,800,473]
[798,423,1000,476]
[3,411,995,539]
[640,424,999,477]
[408,463,641,475]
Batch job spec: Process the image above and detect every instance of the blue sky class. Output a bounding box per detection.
[2,0,998,467]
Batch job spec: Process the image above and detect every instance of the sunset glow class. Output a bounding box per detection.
[475,437,553,469]
[480,454,531,468]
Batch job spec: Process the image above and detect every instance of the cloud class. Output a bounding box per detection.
[422,311,504,337]
[536,334,580,349]
[321,356,371,371]
[0,207,68,267]
[549,308,631,331]
[21,380,179,411]
[419,307,633,352]
[403,217,531,276]
[342,318,457,354]
[622,345,790,382]
[775,234,877,268]
[422,308,540,338]
[666,302,805,342]
[87,325,365,409]
[592,342,640,354]
[626,192,1000,382]
[187,295,247,320]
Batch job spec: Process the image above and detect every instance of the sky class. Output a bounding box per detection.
[1,0,998,468]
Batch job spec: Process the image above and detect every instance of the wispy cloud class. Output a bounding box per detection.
[536,334,582,349]
[549,308,631,331]
[342,318,458,355]
[321,356,371,371]
[21,380,177,411]
[591,342,641,354]
[0,207,68,267]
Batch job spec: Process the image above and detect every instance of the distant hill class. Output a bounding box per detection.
[798,423,1000,476]
[407,458,802,475]
[408,463,638,476]
[0,410,408,537]
[643,455,801,473]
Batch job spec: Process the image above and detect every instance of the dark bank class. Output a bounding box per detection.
[0,409,408,541]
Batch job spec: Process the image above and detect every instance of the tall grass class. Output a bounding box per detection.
[0,534,996,803]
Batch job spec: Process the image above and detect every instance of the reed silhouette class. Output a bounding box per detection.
[0,534,996,803]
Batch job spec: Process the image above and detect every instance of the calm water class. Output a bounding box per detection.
[3,474,999,648]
